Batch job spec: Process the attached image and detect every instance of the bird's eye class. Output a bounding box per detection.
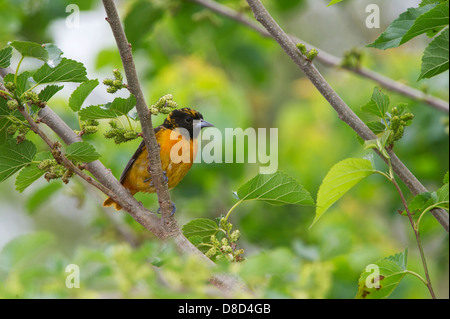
[185,117,192,123]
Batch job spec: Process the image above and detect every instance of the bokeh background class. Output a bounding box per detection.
[0,0,448,298]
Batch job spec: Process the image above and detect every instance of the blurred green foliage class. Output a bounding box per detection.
[0,0,448,298]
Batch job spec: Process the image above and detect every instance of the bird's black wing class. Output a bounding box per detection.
[119,125,164,184]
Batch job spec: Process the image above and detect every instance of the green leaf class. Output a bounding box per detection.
[12,71,32,98]
[65,141,101,162]
[0,118,12,145]
[436,182,449,203]
[0,232,55,271]
[0,46,13,68]
[0,140,37,182]
[78,104,119,120]
[401,2,449,44]
[15,164,45,193]
[361,87,390,119]
[38,85,64,102]
[356,250,409,299]
[236,171,314,206]
[109,95,136,115]
[10,41,49,62]
[418,27,449,80]
[0,99,13,145]
[68,79,99,112]
[444,171,449,184]
[367,4,438,50]
[408,192,434,214]
[79,96,136,120]
[15,151,53,193]
[33,58,88,84]
[312,158,375,227]
[182,218,220,242]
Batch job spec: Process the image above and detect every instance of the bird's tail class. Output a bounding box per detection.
[103,197,123,211]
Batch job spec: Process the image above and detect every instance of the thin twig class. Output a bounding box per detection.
[244,0,448,232]
[187,0,449,114]
[391,177,436,299]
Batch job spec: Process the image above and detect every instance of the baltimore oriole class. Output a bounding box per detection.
[103,108,213,211]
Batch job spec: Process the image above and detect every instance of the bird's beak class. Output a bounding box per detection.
[200,119,214,128]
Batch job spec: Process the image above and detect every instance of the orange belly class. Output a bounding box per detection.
[122,130,197,194]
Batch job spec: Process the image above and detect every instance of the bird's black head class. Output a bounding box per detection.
[162,108,213,138]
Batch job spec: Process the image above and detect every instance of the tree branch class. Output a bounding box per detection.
[244,0,448,232]
[102,0,176,232]
[187,0,449,114]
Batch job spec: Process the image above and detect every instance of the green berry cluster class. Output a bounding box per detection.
[38,158,73,184]
[75,119,99,136]
[103,69,127,94]
[388,106,414,145]
[6,122,29,144]
[23,91,46,108]
[205,217,244,262]
[149,94,178,115]
[341,48,363,68]
[296,43,318,61]
[104,120,138,144]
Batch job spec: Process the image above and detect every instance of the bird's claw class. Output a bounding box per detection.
[157,202,177,216]
[144,171,168,186]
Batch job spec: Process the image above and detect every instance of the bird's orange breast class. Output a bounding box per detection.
[122,128,198,194]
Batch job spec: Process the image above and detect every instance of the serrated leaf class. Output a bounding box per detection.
[15,164,45,193]
[14,151,52,193]
[33,58,88,84]
[65,141,101,162]
[356,250,408,299]
[367,4,437,50]
[78,95,136,120]
[0,118,12,145]
[0,46,13,68]
[312,158,375,227]
[38,85,64,102]
[444,171,449,184]
[361,87,390,119]
[0,140,37,182]
[69,79,99,112]
[78,104,119,120]
[14,71,32,98]
[436,182,449,203]
[0,99,13,145]
[419,27,449,80]
[408,192,434,213]
[10,41,48,62]
[236,171,314,206]
[401,2,449,45]
[182,218,219,241]
[109,95,136,115]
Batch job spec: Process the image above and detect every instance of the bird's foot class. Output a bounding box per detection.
[157,202,177,216]
[144,171,168,186]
